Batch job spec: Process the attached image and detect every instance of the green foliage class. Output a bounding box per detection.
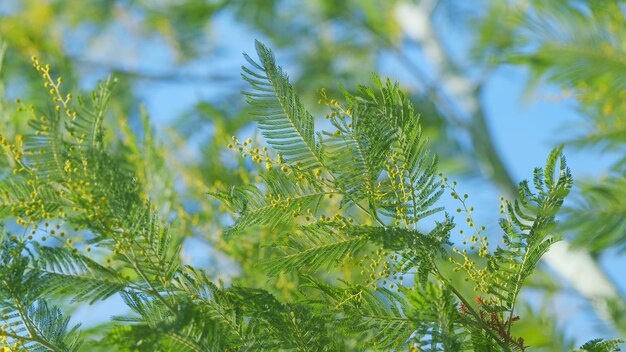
[489,147,572,312]
[1,0,625,350]
[242,41,324,172]
[0,37,619,352]
[565,175,626,253]
[213,42,580,351]
[0,234,83,352]
[34,245,126,304]
[574,338,624,352]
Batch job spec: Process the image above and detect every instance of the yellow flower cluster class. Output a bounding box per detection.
[30,57,91,147]
[0,319,27,351]
[348,246,408,299]
[382,152,422,229]
[0,60,116,253]
[317,87,353,136]
[441,177,492,293]
[0,134,29,175]
[31,56,74,117]
[227,136,288,172]
[226,136,329,186]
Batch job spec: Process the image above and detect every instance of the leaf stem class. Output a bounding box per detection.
[433,267,512,352]
[125,246,177,313]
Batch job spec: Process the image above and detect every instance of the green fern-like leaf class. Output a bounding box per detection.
[72,76,115,151]
[574,338,623,352]
[405,282,466,351]
[242,40,324,171]
[489,146,572,311]
[262,222,368,275]
[323,81,395,206]
[34,245,126,304]
[24,300,83,352]
[303,276,413,350]
[211,170,328,238]
[0,233,83,352]
[0,178,65,220]
[24,107,66,181]
[115,205,182,282]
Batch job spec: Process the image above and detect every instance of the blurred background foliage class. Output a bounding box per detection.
[1,0,626,349]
